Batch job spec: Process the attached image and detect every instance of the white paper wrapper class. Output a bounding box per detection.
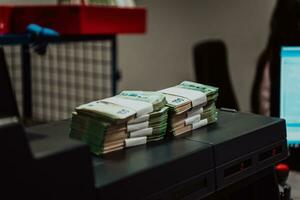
[125,137,147,147]
[160,87,206,107]
[130,128,153,137]
[103,96,153,117]
[128,114,150,124]
[127,121,149,132]
[185,115,201,125]
[192,118,208,130]
[187,107,203,118]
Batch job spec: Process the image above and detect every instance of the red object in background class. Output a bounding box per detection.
[275,163,290,186]
[0,6,12,34]
[0,5,146,35]
[276,163,290,172]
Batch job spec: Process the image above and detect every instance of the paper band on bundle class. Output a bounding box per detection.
[76,100,136,118]
[185,115,201,125]
[192,119,208,130]
[103,96,153,117]
[130,128,153,138]
[187,107,203,118]
[127,121,149,132]
[128,114,150,124]
[160,87,207,107]
[125,137,147,147]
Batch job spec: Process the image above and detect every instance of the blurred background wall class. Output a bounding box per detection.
[118,0,276,111]
[0,0,276,111]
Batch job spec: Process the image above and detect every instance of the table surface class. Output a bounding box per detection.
[26,110,286,190]
[186,111,286,165]
[27,119,213,189]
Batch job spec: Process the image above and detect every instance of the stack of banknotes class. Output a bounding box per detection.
[70,91,169,155]
[70,81,219,155]
[159,81,218,137]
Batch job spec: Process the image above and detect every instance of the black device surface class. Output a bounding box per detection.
[27,121,215,199]
[185,111,287,189]
[27,111,287,198]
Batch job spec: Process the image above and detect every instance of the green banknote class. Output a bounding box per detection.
[148,107,169,139]
[146,123,168,142]
[148,107,168,124]
[70,112,110,155]
[179,81,219,101]
[160,81,218,113]
[148,106,169,118]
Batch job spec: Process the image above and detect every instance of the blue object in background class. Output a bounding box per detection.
[26,24,60,55]
[280,46,300,145]
[27,24,60,38]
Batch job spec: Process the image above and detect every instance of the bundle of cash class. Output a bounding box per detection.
[70,81,218,155]
[116,91,169,146]
[70,100,134,154]
[159,81,219,136]
[70,91,168,155]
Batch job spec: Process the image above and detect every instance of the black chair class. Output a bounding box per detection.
[193,40,239,110]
